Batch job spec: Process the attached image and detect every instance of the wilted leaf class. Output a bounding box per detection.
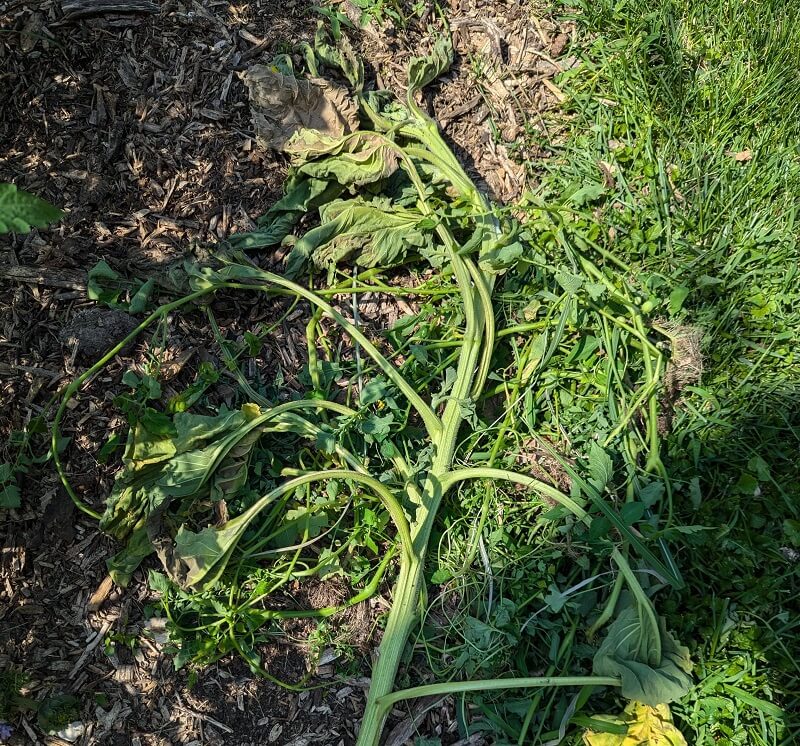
[107,524,154,586]
[129,278,155,313]
[314,22,364,91]
[99,405,264,580]
[727,149,752,162]
[407,35,454,97]
[87,260,153,311]
[242,66,358,151]
[0,183,63,234]
[169,489,278,588]
[288,131,399,187]
[285,197,432,276]
[583,701,687,746]
[228,175,343,250]
[593,604,693,706]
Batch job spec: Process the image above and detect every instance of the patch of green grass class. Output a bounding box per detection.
[487,0,800,741]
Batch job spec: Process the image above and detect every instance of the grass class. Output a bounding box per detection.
[443,0,800,741]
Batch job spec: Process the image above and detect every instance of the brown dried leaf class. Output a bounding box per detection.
[241,67,358,152]
[728,149,752,162]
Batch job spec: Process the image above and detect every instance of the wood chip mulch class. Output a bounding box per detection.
[0,0,575,743]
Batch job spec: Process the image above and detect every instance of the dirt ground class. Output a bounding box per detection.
[0,1,572,743]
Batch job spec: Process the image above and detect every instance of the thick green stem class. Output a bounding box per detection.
[357,223,488,746]
[357,551,426,744]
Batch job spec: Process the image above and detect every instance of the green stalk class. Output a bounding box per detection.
[357,241,487,746]
[375,675,621,715]
[440,468,589,523]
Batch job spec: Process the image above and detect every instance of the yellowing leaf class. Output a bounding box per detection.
[583,702,687,746]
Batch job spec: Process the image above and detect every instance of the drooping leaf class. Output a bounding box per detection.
[0,183,63,234]
[107,524,154,586]
[172,523,234,587]
[211,404,263,501]
[287,131,399,187]
[227,175,344,250]
[242,66,358,151]
[170,493,273,588]
[314,22,363,91]
[285,197,433,276]
[120,422,174,469]
[99,406,263,573]
[87,260,154,311]
[407,35,454,97]
[583,701,688,746]
[593,605,693,706]
[172,408,246,453]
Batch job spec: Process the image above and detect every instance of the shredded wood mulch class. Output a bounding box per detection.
[0,0,574,743]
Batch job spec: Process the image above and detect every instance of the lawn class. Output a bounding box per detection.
[501,0,800,741]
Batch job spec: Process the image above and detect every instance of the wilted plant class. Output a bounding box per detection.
[46,27,691,745]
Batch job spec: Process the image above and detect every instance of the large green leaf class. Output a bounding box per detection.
[0,183,63,234]
[100,405,265,577]
[593,604,693,706]
[285,197,433,276]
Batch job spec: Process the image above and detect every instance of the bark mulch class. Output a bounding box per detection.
[0,0,574,743]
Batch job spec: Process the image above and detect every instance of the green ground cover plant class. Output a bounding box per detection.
[490,0,799,741]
